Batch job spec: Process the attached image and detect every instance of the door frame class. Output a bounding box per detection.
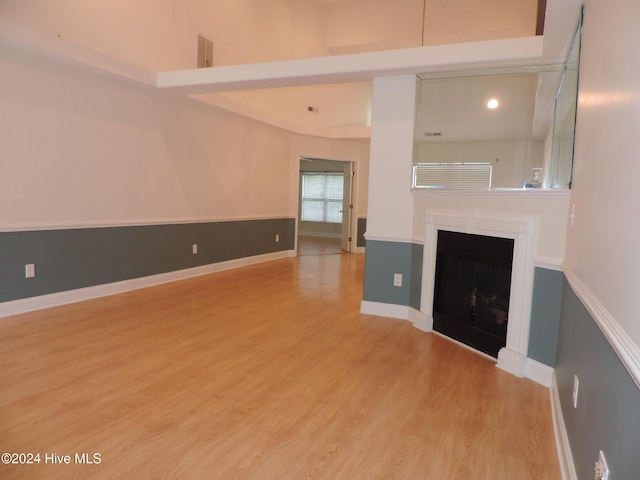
[297,157,356,253]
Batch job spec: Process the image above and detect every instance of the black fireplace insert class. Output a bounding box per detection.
[433,230,514,358]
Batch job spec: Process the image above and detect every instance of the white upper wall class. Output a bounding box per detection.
[366,76,417,241]
[0,0,541,72]
[325,0,423,53]
[423,0,538,46]
[0,43,292,228]
[0,0,329,71]
[325,0,538,54]
[0,0,544,140]
[565,0,640,357]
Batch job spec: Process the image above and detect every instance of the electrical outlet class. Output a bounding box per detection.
[275,234,280,243]
[25,263,35,278]
[393,273,403,287]
[594,450,610,480]
[192,244,198,254]
[572,374,579,408]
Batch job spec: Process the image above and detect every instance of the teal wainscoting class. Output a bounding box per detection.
[528,267,564,366]
[0,218,295,303]
[555,279,640,479]
[363,240,422,310]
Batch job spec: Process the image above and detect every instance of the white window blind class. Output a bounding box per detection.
[301,173,344,223]
[412,162,493,190]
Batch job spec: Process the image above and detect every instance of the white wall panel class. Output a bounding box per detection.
[0,0,329,71]
[0,44,291,228]
[423,0,538,46]
[565,0,640,352]
[366,75,417,241]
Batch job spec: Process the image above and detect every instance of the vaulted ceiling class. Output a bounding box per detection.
[0,0,576,142]
[184,0,545,140]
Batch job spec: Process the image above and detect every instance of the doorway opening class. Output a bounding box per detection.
[298,157,354,256]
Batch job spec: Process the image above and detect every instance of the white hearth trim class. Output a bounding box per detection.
[420,208,538,372]
[497,348,528,377]
[409,308,432,332]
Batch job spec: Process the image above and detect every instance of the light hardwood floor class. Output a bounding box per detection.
[297,235,344,256]
[0,253,560,479]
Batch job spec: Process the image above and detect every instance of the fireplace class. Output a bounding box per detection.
[433,230,514,358]
[420,209,537,377]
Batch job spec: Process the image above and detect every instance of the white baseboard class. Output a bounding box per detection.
[497,351,553,387]
[550,371,577,480]
[359,301,430,331]
[408,308,432,332]
[525,358,554,387]
[360,300,410,320]
[497,348,528,377]
[0,251,293,319]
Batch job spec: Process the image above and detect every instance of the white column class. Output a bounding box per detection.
[366,75,416,242]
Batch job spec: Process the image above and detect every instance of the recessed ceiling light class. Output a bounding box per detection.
[487,98,499,109]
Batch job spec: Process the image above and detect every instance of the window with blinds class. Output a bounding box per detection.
[412,162,493,190]
[300,173,344,223]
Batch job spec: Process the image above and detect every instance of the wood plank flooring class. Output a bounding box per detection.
[0,253,560,479]
[297,235,344,256]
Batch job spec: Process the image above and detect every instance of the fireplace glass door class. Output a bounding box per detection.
[433,230,514,358]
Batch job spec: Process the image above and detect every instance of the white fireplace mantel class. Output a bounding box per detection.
[420,208,538,377]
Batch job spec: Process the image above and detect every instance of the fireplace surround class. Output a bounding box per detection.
[421,209,537,377]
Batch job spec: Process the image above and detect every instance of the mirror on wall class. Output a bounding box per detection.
[412,20,581,191]
[548,21,581,189]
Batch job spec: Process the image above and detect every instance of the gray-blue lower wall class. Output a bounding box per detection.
[0,218,295,303]
[528,267,564,366]
[363,240,422,310]
[556,279,640,479]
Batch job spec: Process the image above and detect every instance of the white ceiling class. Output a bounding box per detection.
[190,82,373,139]
[211,64,557,143]
[203,82,372,129]
[188,0,404,137]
